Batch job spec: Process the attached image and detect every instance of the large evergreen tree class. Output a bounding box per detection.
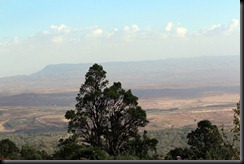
[65,63,150,156]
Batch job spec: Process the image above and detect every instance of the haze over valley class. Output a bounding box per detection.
[0,55,240,133]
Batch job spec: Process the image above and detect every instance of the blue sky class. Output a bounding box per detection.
[0,0,239,36]
[0,0,240,77]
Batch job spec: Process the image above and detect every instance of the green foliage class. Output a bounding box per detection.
[149,125,192,157]
[0,131,65,155]
[76,147,110,160]
[0,138,50,160]
[1,126,192,159]
[53,134,109,160]
[65,63,150,156]
[20,145,49,160]
[205,144,236,160]
[126,130,158,159]
[231,101,240,142]
[52,135,83,159]
[218,101,241,160]
[165,117,241,160]
[230,101,240,159]
[0,138,20,159]
[186,120,224,159]
[164,147,193,160]
[206,101,240,160]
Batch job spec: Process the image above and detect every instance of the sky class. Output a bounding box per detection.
[0,0,240,77]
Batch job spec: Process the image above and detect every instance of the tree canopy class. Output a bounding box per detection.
[187,120,224,159]
[231,101,240,141]
[0,139,19,159]
[65,63,152,156]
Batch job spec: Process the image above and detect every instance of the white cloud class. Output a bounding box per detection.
[165,22,173,32]
[230,19,239,28]
[0,19,240,77]
[87,27,104,38]
[50,24,70,33]
[225,19,239,34]
[42,31,50,35]
[123,24,140,41]
[92,28,103,36]
[207,24,221,32]
[124,24,140,33]
[52,36,63,44]
[199,24,223,36]
[163,22,188,38]
[200,19,239,36]
[176,27,187,38]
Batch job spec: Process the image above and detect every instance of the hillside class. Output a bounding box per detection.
[0,55,240,96]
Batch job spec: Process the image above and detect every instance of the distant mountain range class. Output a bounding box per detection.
[0,55,240,97]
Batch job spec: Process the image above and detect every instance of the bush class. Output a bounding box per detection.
[0,139,20,159]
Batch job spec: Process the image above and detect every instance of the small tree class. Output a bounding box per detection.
[164,147,193,160]
[222,101,241,160]
[65,63,152,156]
[0,139,20,159]
[20,145,44,160]
[219,101,241,160]
[231,101,240,142]
[187,120,224,159]
[231,101,240,159]
[52,135,83,160]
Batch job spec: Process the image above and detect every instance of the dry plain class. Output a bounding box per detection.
[0,91,239,133]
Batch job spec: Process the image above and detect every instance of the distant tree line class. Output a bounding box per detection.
[0,64,240,160]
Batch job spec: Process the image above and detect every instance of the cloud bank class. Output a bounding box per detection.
[0,19,240,77]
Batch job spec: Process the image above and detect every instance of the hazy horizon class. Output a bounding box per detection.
[0,55,240,78]
[0,0,240,77]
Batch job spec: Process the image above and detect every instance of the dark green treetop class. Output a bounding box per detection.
[65,63,149,156]
[187,120,224,159]
[0,138,19,159]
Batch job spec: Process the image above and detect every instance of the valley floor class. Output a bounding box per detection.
[0,91,239,133]
[0,91,240,157]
